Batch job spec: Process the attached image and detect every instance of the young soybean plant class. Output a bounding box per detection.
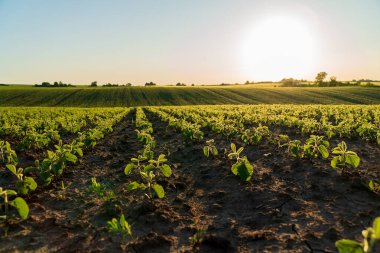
[107,214,133,240]
[303,135,330,159]
[228,143,254,182]
[0,141,18,165]
[331,141,360,171]
[0,187,29,220]
[203,139,218,158]
[6,165,37,195]
[336,217,380,253]
[88,177,115,202]
[125,154,172,200]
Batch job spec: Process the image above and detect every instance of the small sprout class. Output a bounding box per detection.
[189,228,208,246]
[6,164,37,195]
[88,177,115,202]
[203,139,218,158]
[228,143,254,182]
[107,214,133,240]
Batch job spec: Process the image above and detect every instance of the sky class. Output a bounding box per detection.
[0,0,379,85]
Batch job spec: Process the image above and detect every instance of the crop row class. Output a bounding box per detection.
[0,108,130,222]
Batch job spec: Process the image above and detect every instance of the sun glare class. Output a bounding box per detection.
[241,16,316,81]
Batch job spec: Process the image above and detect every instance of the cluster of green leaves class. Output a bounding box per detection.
[0,108,130,226]
[228,143,254,182]
[279,135,360,171]
[0,187,29,221]
[26,140,83,185]
[241,125,272,145]
[0,141,18,165]
[279,134,330,159]
[336,217,380,253]
[203,139,218,158]
[88,177,115,202]
[331,141,360,171]
[147,108,204,142]
[125,151,171,200]
[6,165,37,195]
[79,129,104,148]
[155,105,380,146]
[107,214,133,240]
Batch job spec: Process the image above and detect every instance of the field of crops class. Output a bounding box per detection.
[1,105,380,252]
[1,85,380,106]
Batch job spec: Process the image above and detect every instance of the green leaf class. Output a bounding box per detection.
[127,181,145,191]
[373,217,380,238]
[24,177,37,191]
[212,147,218,155]
[10,197,29,220]
[331,156,339,169]
[335,239,364,253]
[5,190,17,196]
[6,164,17,176]
[160,164,172,177]
[347,155,360,168]
[203,146,209,157]
[76,148,83,157]
[230,143,236,152]
[231,161,254,181]
[24,166,35,174]
[318,145,329,158]
[152,184,165,199]
[124,163,134,175]
[64,153,77,163]
[143,164,155,173]
[369,180,375,191]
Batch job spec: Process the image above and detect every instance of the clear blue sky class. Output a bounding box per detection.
[1,0,379,85]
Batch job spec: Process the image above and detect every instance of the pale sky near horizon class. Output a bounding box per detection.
[1,0,379,85]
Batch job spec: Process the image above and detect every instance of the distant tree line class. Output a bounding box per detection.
[34,81,74,87]
[281,72,377,87]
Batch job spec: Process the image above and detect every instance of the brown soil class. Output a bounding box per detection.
[1,110,380,252]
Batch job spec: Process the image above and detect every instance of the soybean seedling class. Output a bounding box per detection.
[203,139,218,158]
[303,135,330,159]
[88,178,115,202]
[228,143,254,182]
[0,187,29,220]
[6,165,37,195]
[0,141,18,165]
[107,214,133,241]
[127,170,165,200]
[331,141,360,172]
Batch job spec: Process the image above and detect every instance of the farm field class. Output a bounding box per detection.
[1,105,380,252]
[1,85,380,106]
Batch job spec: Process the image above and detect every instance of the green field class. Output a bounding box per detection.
[1,85,380,106]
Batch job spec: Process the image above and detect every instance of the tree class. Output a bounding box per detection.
[315,72,328,85]
[329,76,337,86]
[90,81,97,87]
[145,82,156,86]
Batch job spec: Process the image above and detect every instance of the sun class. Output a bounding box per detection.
[240,16,317,81]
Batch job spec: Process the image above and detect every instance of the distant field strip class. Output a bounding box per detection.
[1,86,380,106]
